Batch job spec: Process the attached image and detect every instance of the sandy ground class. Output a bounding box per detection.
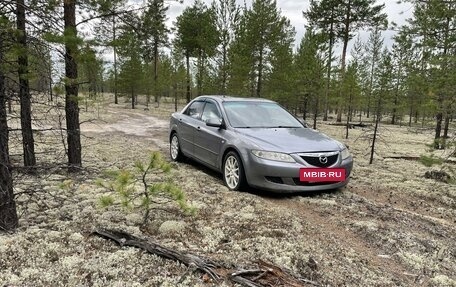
[1,99,455,287]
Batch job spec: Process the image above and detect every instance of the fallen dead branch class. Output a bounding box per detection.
[328,122,372,128]
[92,228,221,280]
[383,156,456,164]
[92,228,320,287]
[424,170,452,183]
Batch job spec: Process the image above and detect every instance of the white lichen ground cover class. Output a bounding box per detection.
[1,97,455,286]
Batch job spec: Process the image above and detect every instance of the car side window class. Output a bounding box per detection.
[184,101,205,119]
[201,101,222,123]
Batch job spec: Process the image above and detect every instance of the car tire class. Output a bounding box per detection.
[170,133,183,161]
[223,151,246,191]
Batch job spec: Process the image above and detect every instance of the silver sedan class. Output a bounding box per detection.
[169,96,353,193]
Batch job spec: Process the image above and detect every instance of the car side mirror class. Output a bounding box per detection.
[206,118,224,128]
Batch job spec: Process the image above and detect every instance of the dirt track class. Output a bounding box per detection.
[2,102,455,286]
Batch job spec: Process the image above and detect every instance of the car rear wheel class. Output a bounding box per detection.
[170,133,183,161]
[223,151,245,191]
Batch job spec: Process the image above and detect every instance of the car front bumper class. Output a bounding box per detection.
[243,152,353,193]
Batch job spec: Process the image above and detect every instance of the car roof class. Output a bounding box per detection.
[194,95,276,104]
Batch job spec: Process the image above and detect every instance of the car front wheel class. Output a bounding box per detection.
[223,151,245,191]
[170,133,183,161]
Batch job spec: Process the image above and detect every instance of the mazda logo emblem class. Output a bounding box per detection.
[319,156,328,164]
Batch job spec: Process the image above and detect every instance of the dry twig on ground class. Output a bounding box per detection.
[92,228,320,287]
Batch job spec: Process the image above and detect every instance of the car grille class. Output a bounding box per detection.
[300,153,338,167]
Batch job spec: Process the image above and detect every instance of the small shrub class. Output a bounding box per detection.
[58,179,74,191]
[419,155,443,167]
[97,151,195,225]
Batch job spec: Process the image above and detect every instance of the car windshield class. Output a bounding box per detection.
[223,101,303,128]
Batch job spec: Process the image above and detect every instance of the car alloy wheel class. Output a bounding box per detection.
[170,134,182,161]
[223,151,245,190]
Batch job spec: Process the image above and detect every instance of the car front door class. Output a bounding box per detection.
[178,100,205,157]
[193,100,225,168]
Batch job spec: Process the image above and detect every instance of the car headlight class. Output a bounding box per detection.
[251,150,295,163]
[341,148,351,160]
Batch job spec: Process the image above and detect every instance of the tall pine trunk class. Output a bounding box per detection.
[131,90,135,109]
[443,115,449,139]
[370,94,382,164]
[323,15,334,122]
[313,96,319,130]
[153,38,159,105]
[434,16,450,150]
[185,52,190,103]
[256,46,264,97]
[47,48,53,102]
[345,90,353,139]
[64,0,82,170]
[0,42,18,231]
[302,97,308,121]
[366,59,375,119]
[391,58,402,125]
[221,44,227,95]
[197,50,203,97]
[370,112,380,164]
[113,16,118,105]
[337,0,351,123]
[173,82,177,112]
[408,96,413,127]
[16,0,36,168]
[434,110,443,149]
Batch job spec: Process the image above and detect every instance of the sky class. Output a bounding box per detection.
[164,0,415,54]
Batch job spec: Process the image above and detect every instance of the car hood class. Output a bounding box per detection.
[235,127,342,153]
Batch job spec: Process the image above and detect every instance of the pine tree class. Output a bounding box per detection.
[370,48,393,164]
[396,25,426,127]
[141,0,169,105]
[304,0,340,121]
[175,0,219,101]
[116,15,144,109]
[16,0,36,168]
[227,0,294,98]
[350,35,369,121]
[266,35,295,104]
[0,13,18,231]
[212,0,240,94]
[408,0,455,148]
[339,0,387,122]
[64,0,82,169]
[338,0,387,73]
[28,42,53,97]
[342,62,361,139]
[226,11,253,96]
[79,44,103,102]
[294,29,325,129]
[364,28,383,119]
[390,31,414,125]
[170,47,188,111]
[90,0,127,104]
[306,0,387,122]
